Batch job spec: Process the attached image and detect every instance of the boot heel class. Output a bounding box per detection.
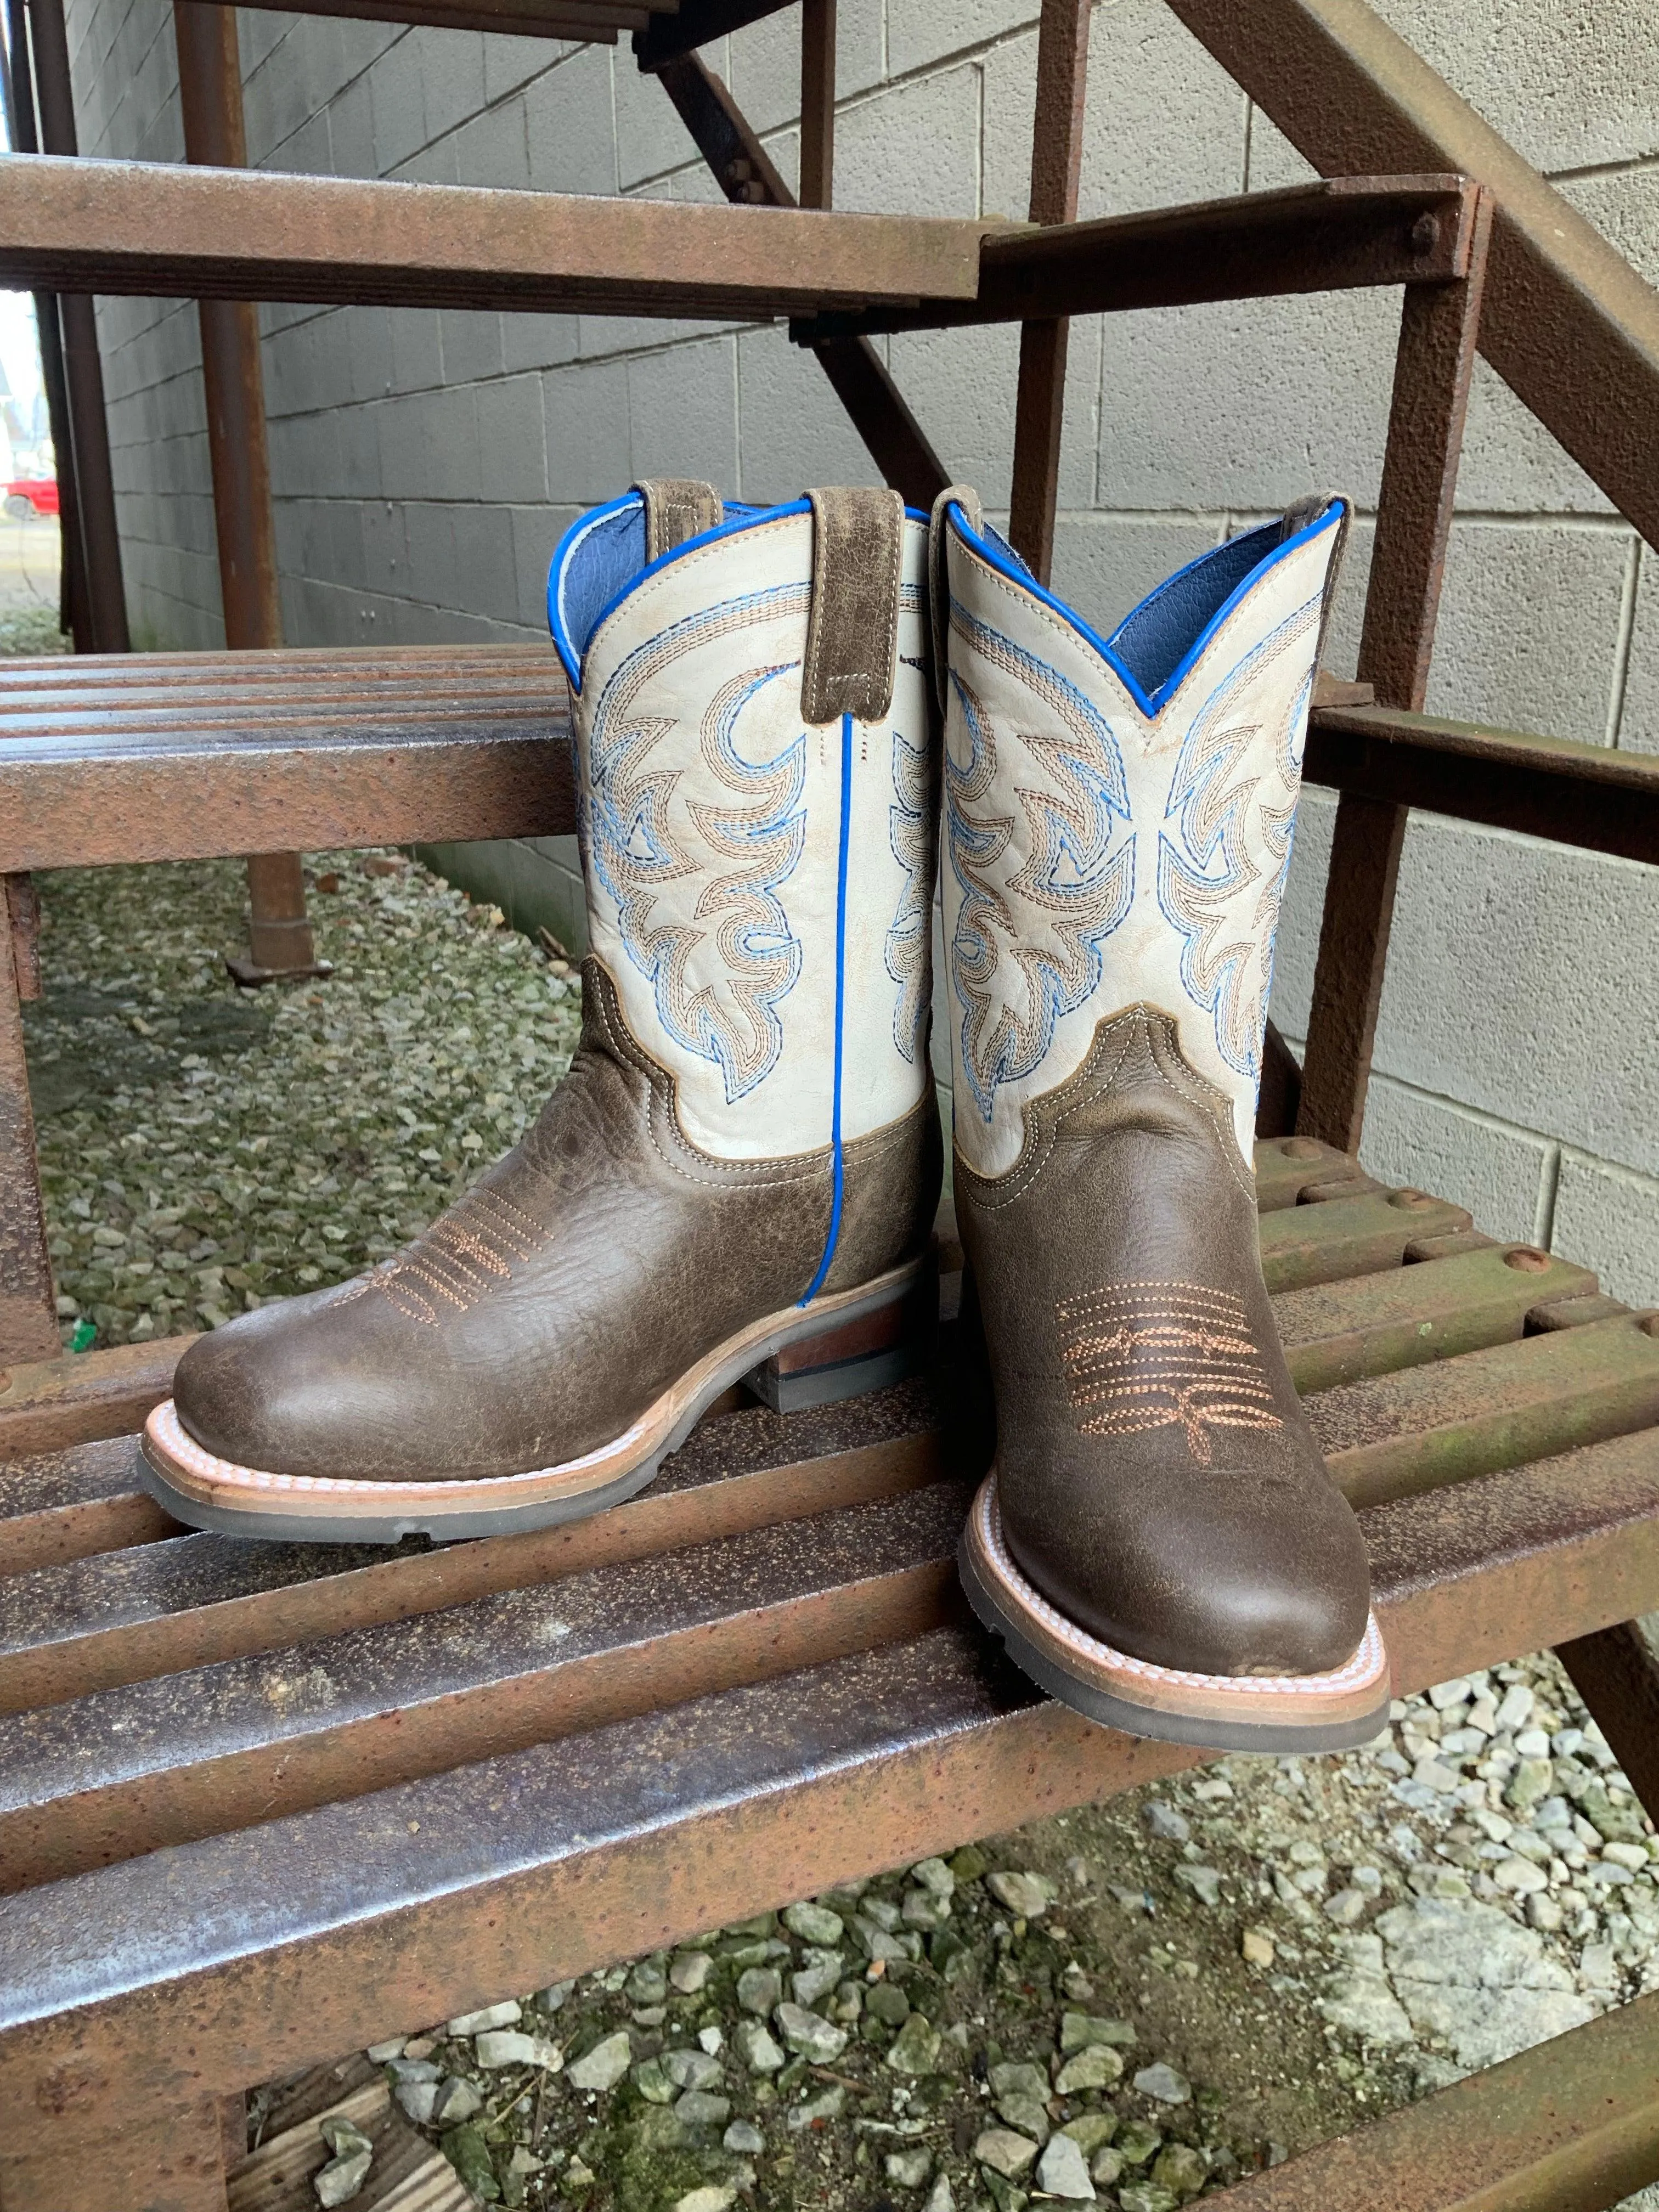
[745,1257,937,1413]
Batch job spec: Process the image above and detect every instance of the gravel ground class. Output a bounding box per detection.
[306,1646,1658,2212]
[19,856,1659,2210]
[23,854,581,1350]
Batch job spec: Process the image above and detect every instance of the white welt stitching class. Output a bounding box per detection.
[974,1479,1387,1698]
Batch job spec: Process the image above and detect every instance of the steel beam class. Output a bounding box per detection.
[173,0,320,985]
[1208,1988,1659,2210]
[1302,701,1659,866]
[0,154,986,318]
[25,0,128,653]
[1297,191,1493,1152]
[656,52,948,508]
[797,174,1477,338]
[1164,0,1659,553]
[1006,0,1091,583]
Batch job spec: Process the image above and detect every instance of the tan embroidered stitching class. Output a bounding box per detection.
[1056,1279,1283,1463]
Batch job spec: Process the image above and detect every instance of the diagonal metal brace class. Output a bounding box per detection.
[654,54,948,511]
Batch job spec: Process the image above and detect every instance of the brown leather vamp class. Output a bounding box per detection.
[173,960,938,1484]
[956,1004,1372,1678]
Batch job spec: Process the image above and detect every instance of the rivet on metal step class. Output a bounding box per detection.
[1387,1188,1436,1210]
[1640,1314,1659,1338]
[1503,1248,1552,1274]
[1410,212,1441,255]
[1281,1138,1324,1159]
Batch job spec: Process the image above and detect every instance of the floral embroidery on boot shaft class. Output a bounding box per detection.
[1056,1280,1283,1463]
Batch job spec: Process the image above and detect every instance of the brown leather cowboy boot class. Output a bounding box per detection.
[935,486,1387,1750]
[142,481,941,1541]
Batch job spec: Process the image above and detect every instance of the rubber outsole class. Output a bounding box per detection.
[958,1477,1391,1755]
[138,1261,923,1545]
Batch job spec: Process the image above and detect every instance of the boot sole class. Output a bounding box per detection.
[958,1474,1391,1753]
[138,1258,927,1545]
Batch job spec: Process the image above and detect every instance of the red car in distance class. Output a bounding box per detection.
[4,480,60,520]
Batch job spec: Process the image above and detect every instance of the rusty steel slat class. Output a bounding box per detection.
[0,1483,969,1895]
[0,1438,179,1575]
[0,1335,194,1462]
[1305,702,1659,867]
[0,642,557,687]
[230,0,657,30]
[0,2089,234,2212]
[1363,1429,1659,1732]
[0,720,577,872]
[1206,1986,1659,2212]
[1259,1185,1470,1291]
[1313,1312,1659,1509]
[1163,0,1659,556]
[1006,0,1091,583]
[1296,191,1491,1155]
[0,155,985,319]
[1276,1243,1595,1394]
[796,174,1475,342]
[656,53,949,509]
[1556,1614,1659,1830]
[2,1427,1658,2185]
[0,1410,945,1714]
[1252,1133,1360,1212]
[1,695,562,741]
[0,665,562,718]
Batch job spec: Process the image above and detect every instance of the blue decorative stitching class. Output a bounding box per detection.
[1157,596,1321,1078]
[884,721,934,1064]
[586,583,810,1102]
[944,607,1135,1123]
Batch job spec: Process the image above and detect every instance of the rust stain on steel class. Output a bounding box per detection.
[798,174,1474,341]
[1314,1312,1659,1508]
[0,722,577,872]
[4,1409,1659,2156]
[0,1333,194,1459]
[1259,1184,1469,1291]
[0,1486,969,1893]
[1252,1132,1357,1212]
[1368,1426,1659,1695]
[0,1422,946,1715]
[1277,1243,1595,1394]
[1293,192,1490,1159]
[1305,701,1659,867]
[0,1438,184,1573]
[1207,1986,1659,2211]
[0,156,985,319]
[2,879,40,1003]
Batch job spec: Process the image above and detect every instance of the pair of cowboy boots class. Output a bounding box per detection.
[141,477,1388,1753]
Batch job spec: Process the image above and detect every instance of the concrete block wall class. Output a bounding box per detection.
[60,0,1659,1300]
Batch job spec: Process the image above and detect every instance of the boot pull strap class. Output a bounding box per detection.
[928,483,983,717]
[802,487,906,726]
[634,478,723,563]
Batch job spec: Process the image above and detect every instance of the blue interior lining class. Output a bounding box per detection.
[1105,522,1281,698]
[947,498,1339,718]
[559,498,647,670]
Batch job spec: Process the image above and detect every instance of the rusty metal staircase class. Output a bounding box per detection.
[0,1,1657,2205]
